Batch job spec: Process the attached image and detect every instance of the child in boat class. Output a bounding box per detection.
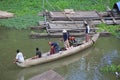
[69,36,76,47]
[32,48,41,59]
[48,42,60,55]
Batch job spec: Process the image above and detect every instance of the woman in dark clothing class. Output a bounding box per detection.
[49,42,60,55]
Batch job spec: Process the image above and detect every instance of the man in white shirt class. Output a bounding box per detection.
[14,49,24,63]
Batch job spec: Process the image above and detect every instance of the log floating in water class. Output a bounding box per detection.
[30,32,95,38]
[47,28,98,33]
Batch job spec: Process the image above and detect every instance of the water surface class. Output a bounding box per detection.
[0,28,120,80]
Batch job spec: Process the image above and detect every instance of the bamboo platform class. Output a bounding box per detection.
[30,10,120,38]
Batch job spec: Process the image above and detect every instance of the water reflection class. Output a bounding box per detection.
[63,37,120,80]
[101,50,119,65]
[18,76,24,80]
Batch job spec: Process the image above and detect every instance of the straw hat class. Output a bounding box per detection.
[62,29,67,33]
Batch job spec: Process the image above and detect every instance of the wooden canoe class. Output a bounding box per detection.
[16,33,100,68]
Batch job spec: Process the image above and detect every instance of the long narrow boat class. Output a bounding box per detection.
[16,33,100,68]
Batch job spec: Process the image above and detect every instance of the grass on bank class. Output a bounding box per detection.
[0,0,119,29]
[0,14,43,29]
[97,23,120,38]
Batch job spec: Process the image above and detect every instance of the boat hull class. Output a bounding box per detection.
[16,33,99,68]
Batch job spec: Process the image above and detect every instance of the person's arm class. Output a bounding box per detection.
[13,58,18,63]
[13,54,18,63]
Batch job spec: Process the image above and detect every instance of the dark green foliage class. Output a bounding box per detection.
[97,23,120,38]
[100,64,120,73]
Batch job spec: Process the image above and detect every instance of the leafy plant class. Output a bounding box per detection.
[100,64,120,73]
[97,23,120,38]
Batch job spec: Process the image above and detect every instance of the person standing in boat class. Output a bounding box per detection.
[49,42,60,55]
[84,21,91,42]
[62,29,70,49]
[32,48,41,59]
[13,49,24,63]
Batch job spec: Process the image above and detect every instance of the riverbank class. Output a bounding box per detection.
[0,0,118,29]
[0,0,119,38]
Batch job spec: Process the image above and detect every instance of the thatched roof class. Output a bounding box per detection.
[0,10,14,19]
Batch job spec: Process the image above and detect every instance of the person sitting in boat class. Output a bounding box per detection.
[62,29,70,49]
[32,48,41,59]
[69,36,76,46]
[84,21,91,42]
[13,49,24,63]
[48,42,60,55]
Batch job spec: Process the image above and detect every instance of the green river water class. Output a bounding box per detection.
[0,28,120,80]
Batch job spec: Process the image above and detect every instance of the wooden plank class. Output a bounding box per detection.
[107,11,117,24]
[30,32,95,38]
[50,21,84,24]
[48,11,100,21]
[50,19,120,25]
[96,11,106,23]
[49,23,84,29]
[29,70,65,80]
[92,20,120,25]
[47,28,98,33]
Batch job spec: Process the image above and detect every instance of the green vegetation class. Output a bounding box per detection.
[0,15,43,29]
[100,64,120,73]
[97,23,120,38]
[0,0,119,37]
[0,0,118,29]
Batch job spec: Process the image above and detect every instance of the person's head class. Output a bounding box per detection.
[62,29,67,33]
[48,42,52,45]
[72,36,75,40]
[36,48,39,51]
[84,21,88,26]
[69,36,72,40]
[16,49,20,53]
